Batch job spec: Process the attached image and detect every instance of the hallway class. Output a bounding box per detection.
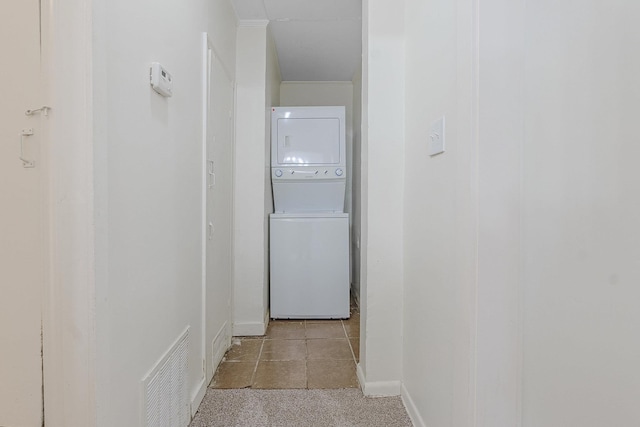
[5,0,639,426]
[191,304,414,426]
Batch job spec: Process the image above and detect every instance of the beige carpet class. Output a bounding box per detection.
[190,388,413,427]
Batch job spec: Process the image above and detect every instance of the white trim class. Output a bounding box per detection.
[229,75,238,357]
[233,320,267,336]
[264,309,270,333]
[356,363,401,397]
[211,321,230,377]
[190,376,207,418]
[356,362,366,392]
[280,81,355,86]
[470,0,480,424]
[401,383,427,427]
[199,31,209,411]
[238,19,269,28]
[233,309,269,336]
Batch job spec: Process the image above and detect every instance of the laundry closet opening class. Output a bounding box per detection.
[229,0,363,373]
[232,0,362,336]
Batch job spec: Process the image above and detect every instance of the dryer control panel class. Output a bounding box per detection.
[272,167,345,180]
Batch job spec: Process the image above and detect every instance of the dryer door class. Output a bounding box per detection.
[275,117,341,166]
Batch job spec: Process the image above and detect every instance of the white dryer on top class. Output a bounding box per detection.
[271,106,346,213]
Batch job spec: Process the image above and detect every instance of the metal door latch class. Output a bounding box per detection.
[20,128,35,168]
[207,160,216,188]
[25,106,50,117]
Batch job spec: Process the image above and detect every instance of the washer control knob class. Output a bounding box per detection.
[335,168,344,177]
[275,169,283,177]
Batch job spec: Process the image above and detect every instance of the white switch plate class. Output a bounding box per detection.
[428,116,445,156]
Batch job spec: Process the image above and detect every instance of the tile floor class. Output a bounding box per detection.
[210,305,360,390]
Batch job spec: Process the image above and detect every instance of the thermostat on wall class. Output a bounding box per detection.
[150,62,173,97]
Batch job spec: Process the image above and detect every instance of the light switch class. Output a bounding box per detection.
[428,116,445,156]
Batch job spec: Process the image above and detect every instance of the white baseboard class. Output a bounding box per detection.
[356,363,402,397]
[191,321,230,419]
[232,321,264,336]
[401,383,427,427]
[356,362,366,392]
[264,309,270,331]
[211,321,230,374]
[233,321,266,336]
[190,376,207,418]
[233,310,270,336]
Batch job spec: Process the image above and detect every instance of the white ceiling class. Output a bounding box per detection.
[231,0,362,81]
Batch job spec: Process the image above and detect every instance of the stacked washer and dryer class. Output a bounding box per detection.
[269,106,350,319]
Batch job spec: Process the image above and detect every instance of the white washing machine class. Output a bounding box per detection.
[270,106,350,319]
[270,213,349,319]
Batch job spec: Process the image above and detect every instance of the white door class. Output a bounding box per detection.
[204,45,235,380]
[0,1,45,425]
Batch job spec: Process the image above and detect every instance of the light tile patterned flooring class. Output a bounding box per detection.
[210,306,360,390]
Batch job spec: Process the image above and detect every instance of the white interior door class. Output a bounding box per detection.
[204,42,235,380]
[0,1,45,425]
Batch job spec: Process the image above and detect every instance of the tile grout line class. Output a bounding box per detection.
[305,349,309,389]
[248,337,265,388]
[304,320,309,389]
[342,319,357,365]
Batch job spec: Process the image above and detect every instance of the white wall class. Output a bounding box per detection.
[475,1,525,424]
[401,0,478,424]
[43,0,97,425]
[92,0,237,425]
[265,26,282,317]
[521,2,640,425]
[401,0,640,426]
[358,0,405,395]
[233,21,276,335]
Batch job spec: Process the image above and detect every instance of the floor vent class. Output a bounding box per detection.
[142,327,190,427]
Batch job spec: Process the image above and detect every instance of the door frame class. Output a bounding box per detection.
[192,32,215,414]
[40,0,97,425]
[193,32,237,415]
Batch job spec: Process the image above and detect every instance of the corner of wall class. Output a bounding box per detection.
[357,363,402,397]
[232,316,268,336]
[233,22,271,336]
[401,383,427,427]
[359,0,405,396]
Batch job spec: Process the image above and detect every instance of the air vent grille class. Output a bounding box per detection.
[142,328,190,427]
